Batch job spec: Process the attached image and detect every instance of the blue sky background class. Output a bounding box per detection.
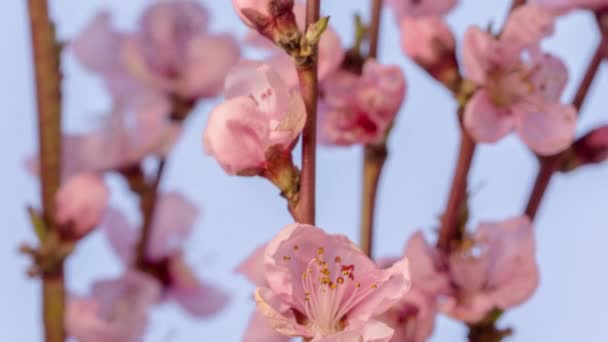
[1,0,607,341]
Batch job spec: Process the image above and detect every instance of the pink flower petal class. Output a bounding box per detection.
[243,309,291,342]
[236,243,269,286]
[387,0,458,18]
[464,90,515,144]
[513,100,577,155]
[101,208,137,264]
[461,27,499,85]
[501,4,555,52]
[254,287,312,337]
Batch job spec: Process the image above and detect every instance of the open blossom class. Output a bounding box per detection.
[387,0,458,18]
[73,1,239,103]
[66,270,161,342]
[204,61,306,175]
[320,60,406,146]
[123,1,240,100]
[441,217,539,323]
[462,4,577,155]
[241,2,344,88]
[253,223,411,341]
[102,192,228,317]
[55,173,110,239]
[379,232,450,342]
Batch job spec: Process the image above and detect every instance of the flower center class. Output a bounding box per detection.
[487,64,534,108]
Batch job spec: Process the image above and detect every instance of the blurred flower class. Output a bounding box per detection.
[204,61,306,175]
[124,0,240,101]
[320,60,406,146]
[441,216,539,323]
[66,270,161,342]
[26,99,180,179]
[253,223,411,341]
[55,173,110,239]
[378,232,450,342]
[73,1,240,104]
[398,17,460,90]
[462,4,576,155]
[102,192,228,317]
[387,0,458,18]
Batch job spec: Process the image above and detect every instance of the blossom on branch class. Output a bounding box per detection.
[462,4,577,155]
[320,60,407,146]
[102,192,228,317]
[204,61,306,175]
[252,223,411,341]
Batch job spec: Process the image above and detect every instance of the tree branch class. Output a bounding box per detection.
[27,0,65,340]
[294,0,321,225]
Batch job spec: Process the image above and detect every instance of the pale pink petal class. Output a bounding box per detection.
[168,255,229,316]
[501,4,555,51]
[203,96,269,174]
[461,27,499,85]
[400,16,455,65]
[478,217,539,309]
[404,232,449,295]
[70,12,125,74]
[101,208,137,264]
[464,90,515,143]
[132,95,181,158]
[147,193,198,261]
[440,293,495,323]
[182,33,240,98]
[314,320,394,342]
[244,309,291,342]
[254,287,312,337]
[529,53,569,101]
[513,100,577,155]
[236,244,269,286]
[55,173,110,239]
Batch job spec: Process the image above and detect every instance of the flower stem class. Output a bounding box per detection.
[524,35,605,220]
[135,159,166,269]
[359,0,385,257]
[294,0,321,225]
[437,127,477,253]
[27,0,65,340]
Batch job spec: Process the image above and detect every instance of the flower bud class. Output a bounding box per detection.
[55,173,110,239]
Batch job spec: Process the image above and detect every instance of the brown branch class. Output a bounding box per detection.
[135,160,166,268]
[437,127,476,253]
[368,0,383,59]
[359,0,385,257]
[294,0,321,225]
[27,0,65,341]
[524,33,606,220]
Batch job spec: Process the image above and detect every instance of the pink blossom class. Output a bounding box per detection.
[66,270,161,342]
[243,2,345,88]
[441,217,539,323]
[254,223,411,341]
[462,4,576,155]
[123,1,240,100]
[399,16,454,67]
[101,192,228,317]
[233,0,272,27]
[320,60,406,146]
[204,61,306,175]
[55,173,110,239]
[532,0,608,13]
[387,0,458,18]
[379,232,450,342]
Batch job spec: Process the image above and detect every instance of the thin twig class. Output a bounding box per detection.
[359,0,385,257]
[437,127,476,253]
[135,160,166,268]
[294,0,321,225]
[27,0,65,340]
